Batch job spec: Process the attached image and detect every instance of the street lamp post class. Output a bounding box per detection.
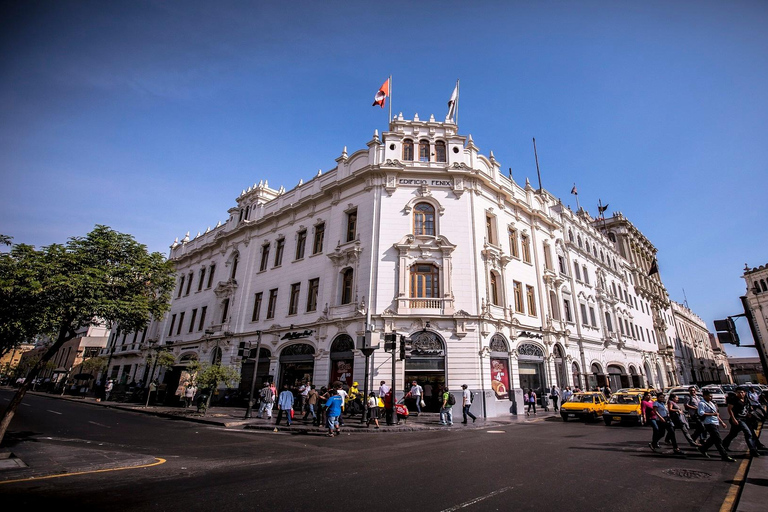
[244,331,262,419]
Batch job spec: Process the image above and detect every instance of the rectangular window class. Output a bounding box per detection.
[580,304,588,325]
[274,239,284,267]
[306,278,319,312]
[176,312,185,335]
[619,318,625,335]
[189,309,197,333]
[168,314,176,336]
[509,229,519,258]
[605,312,613,332]
[221,298,230,324]
[198,306,207,331]
[521,234,531,263]
[639,327,645,341]
[543,245,553,270]
[313,223,325,254]
[573,262,581,281]
[185,273,193,295]
[589,307,597,327]
[260,244,270,272]
[513,281,524,313]
[583,266,589,285]
[558,256,567,275]
[526,285,536,316]
[177,276,185,298]
[485,215,496,245]
[252,292,263,321]
[267,289,278,319]
[563,299,573,322]
[295,230,307,260]
[346,209,357,243]
[207,265,216,288]
[198,268,206,291]
[289,283,300,315]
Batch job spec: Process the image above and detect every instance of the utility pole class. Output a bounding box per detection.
[244,331,262,419]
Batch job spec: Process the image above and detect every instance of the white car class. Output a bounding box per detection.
[702,385,727,405]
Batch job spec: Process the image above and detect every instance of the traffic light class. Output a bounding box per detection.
[399,335,406,360]
[714,317,740,346]
[384,333,396,352]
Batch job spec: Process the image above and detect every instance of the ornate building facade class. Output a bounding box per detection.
[103,114,705,415]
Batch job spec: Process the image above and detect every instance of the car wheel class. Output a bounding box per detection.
[561,414,568,422]
[604,417,611,426]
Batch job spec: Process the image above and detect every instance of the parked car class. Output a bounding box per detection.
[721,384,736,393]
[561,392,608,422]
[701,385,727,405]
[603,392,643,426]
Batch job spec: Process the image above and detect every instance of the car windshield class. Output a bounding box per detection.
[571,395,595,403]
[609,394,639,405]
[703,386,723,394]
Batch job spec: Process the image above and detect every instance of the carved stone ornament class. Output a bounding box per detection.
[410,331,445,356]
[213,278,238,298]
[281,343,316,356]
[489,333,509,353]
[517,343,544,358]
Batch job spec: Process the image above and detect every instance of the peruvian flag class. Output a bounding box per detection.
[372,78,390,108]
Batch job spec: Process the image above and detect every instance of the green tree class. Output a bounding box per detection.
[0,225,175,445]
[187,361,241,415]
[80,355,107,375]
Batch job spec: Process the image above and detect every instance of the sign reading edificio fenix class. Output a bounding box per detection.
[398,178,452,186]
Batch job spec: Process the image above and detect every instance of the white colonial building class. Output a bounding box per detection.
[742,262,768,378]
[103,113,705,415]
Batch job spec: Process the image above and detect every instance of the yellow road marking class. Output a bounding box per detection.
[720,421,763,512]
[0,457,166,485]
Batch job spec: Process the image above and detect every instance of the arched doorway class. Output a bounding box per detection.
[239,347,272,399]
[405,331,445,412]
[607,364,628,390]
[553,344,566,388]
[329,334,355,387]
[489,334,510,399]
[161,352,196,406]
[279,343,315,390]
[644,362,654,388]
[517,342,546,406]
[629,365,643,387]
[572,362,581,389]
[590,363,606,390]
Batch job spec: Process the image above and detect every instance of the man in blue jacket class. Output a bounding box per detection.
[276,384,294,426]
[325,389,344,437]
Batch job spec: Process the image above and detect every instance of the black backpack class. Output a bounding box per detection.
[447,392,456,406]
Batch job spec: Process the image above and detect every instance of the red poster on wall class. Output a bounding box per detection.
[330,359,353,387]
[490,358,510,399]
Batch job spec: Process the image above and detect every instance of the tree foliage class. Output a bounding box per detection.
[0,225,176,445]
[186,361,241,415]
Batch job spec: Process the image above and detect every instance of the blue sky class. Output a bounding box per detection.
[2,1,767,357]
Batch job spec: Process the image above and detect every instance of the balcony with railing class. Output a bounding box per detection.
[397,297,455,315]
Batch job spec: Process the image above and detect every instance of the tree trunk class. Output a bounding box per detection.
[0,323,74,446]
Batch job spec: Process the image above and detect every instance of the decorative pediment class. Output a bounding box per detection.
[214,278,238,298]
[327,240,363,268]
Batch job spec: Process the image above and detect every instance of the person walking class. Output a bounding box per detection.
[684,387,706,442]
[184,383,197,409]
[461,384,477,424]
[550,385,560,411]
[298,380,309,417]
[667,394,699,448]
[561,386,573,404]
[304,384,318,423]
[275,384,294,426]
[366,392,380,428]
[648,392,681,454]
[325,389,343,436]
[722,386,764,457]
[334,382,347,425]
[439,387,454,425]
[257,381,275,419]
[406,380,424,415]
[104,380,114,401]
[526,388,537,416]
[697,389,735,462]
[378,380,390,398]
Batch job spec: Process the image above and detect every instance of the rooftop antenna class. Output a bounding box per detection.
[532,138,543,192]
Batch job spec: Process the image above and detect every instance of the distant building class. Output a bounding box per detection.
[742,262,768,375]
[708,333,733,384]
[727,356,766,385]
[0,342,36,377]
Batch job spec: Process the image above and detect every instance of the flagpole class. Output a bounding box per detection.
[388,75,392,126]
[533,138,542,192]
[598,199,607,231]
[455,79,459,127]
[573,183,581,210]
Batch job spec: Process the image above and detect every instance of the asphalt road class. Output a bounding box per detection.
[0,389,745,511]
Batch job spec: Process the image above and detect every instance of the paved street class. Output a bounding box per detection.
[0,389,762,511]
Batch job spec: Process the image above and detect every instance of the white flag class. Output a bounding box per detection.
[447,82,458,121]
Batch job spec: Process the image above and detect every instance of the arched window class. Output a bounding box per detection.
[414,202,435,236]
[572,362,581,388]
[419,139,430,162]
[341,268,354,304]
[608,232,616,242]
[490,272,501,306]
[762,280,767,292]
[402,139,414,161]
[230,253,239,280]
[577,235,583,248]
[410,264,439,298]
[568,229,574,242]
[435,141,446,162]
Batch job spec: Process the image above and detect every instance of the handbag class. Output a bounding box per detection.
[290,408,294,419]
[420,399,426,408]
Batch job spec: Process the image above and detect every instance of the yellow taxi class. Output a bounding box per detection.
[602,392,644,425]
[560,392,608,422]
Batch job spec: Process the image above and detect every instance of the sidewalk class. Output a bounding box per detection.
[736,423,767,512]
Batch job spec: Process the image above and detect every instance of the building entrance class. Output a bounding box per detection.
[517,343,546,406]
[404,331,445,412]
[279,343,315,391]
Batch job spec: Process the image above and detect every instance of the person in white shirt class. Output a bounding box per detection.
[378,380,390,397]
[406,380,424,415]
[461,384,476,424]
